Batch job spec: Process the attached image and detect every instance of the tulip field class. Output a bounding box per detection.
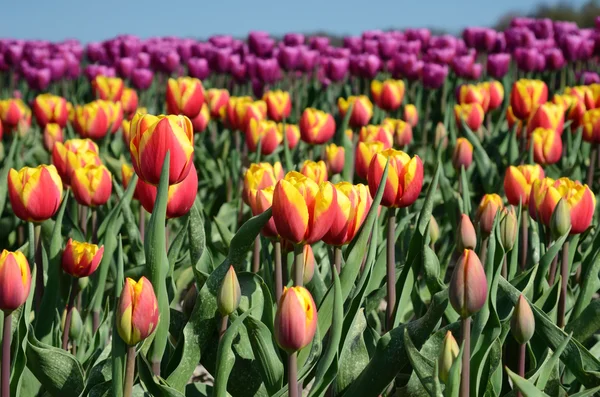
[3,17,600,397]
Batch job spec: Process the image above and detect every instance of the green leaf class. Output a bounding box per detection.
[534,333,572,391]
[112,236,126,397]
[572,229,600,319]
[0,134,20,216]
[228,209,272,266]
[214,216,234,249]
[535,230,570,296]
[445,343,464,397]
[403,329,439,397]
[336,310,370,395]
[460,166,471,215]
[244,316,284,395]
[569,386,600,397]
[506,366,550,397]
[137,353,186,397]
[25,327,85,397]
[566,301,600,343]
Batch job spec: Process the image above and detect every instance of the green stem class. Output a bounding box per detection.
[386,209,396,331]
[252,237,260,273]
[61,278,78,351]
[2,312,11,397]
[333,246,342,274]
[293,245,304,287]
[123,346,136,397]
[558,240,570,328]
[517,343,526,397]
[520,209,528,271]
[274,240,283,303]
[460,316,471,397]
[288,352,298,397]
[219,315,228,341]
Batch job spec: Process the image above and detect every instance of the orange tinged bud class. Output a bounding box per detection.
[8,165,63,222]
[206,89,230,119]
[482,81,504,111]
[274,286,317,352]
[582,108,600,144]
[263,90,292,122]
[529,128,562,165]
[129,113,194,186]
[434,122,448,150]
[122,119,132,145]
[272,172,336,244]
[359,124,394,149]
[191,103,210,133]
[382,118,412,147]
[503,164,544,206]
[166,77,205,118]
[121,163,136,199]
[243,162,284,205]
[371,79,405,111]
[0,250,31,312]
[438,331,460,384]
[452,137,473,171]
[117,276,159,346]
[510,79,548,120]
[32,93,69,128]
[475,193,504,235]
[71,164,113,207]
[278,123,300,149]
[43,123,64,152]
[246,119,282,155]
[62,239,104,278]
[449,249,488,318]
[403,104,419,127]
[454,103,485,131]
[526,103,564,136]
[338,95,373,128]
[92,76,124,101]
[325,143,345,175]
[120,88,139,118]
[367,148,423,208]
[457,214,477,251]
[299,108,335,144]
[355,141,384,180]
[322,182,372,246]
[136,163,198,219]
[499,207,518,252]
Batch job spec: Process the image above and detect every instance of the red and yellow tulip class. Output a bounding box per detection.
[475,193,504,235]
[526,103,564,136]
[248,186,279,238]
[73,101,110,140]
[582,108,600,144]
[43,123,64,152]
[338,95,373,128]
[121,88,139,119]
[382,118,412,147]
[503,164,545,206]
[454,103,485,131]
[191,103,210,133]
[92,76,124,102]
[0,98,31,134]
[564,86,595,110]
[325,143,345,175]
[117,276,159,346]
[243,162,284,205]
[322,182,372,246]
[274,286,317,352]
[371,79,405,111]
[166,77,205,118]
[482,81,504,111]
[206,89,230,119]
[457,84,490,113]
[452,137,473,171]
[403,104,419,127]
[510,79,548,120]
[8,165,63,222]
[246,119,282,155]
[62,239,104,278]
[300,160,328,184]
[52,140,100,184]
[530,127,562,165]
[263,90,292,122]
[299,108,335,144]
[355,141,384,180]
[32,93,69,128]
[0,250,31,312]
[359,124,394,149]
[71,164,113,207]
[279,123,300,149]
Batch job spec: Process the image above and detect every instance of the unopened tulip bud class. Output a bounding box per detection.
[510,294,535,344]
[429,216,440,244]
[434,122,448,150]
[0,250,31,313]
[78,277,89,291]
[303,245,315,284]
[274,286,317,352]
[62,308,83,340]
[218,266,241,316]
[182,284,198,319]
[438,331,460,384]
[550,198,571,239]
[452,138,473,171]
[449,249,488,318]
[499,207,518,252]
[117,276,159,346]
[457,214,477,251]
[475,194,504,236]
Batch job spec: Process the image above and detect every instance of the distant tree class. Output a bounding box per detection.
[495,0,600,30]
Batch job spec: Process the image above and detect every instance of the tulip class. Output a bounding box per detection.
[302,245,315,284]
[248,186,279,238]
[421,63,448,89]
[503,164,545,207]
[43,123,64,152]
[71,164,113,207]
[299,108,336,144]
[530,128,562,165]
[32,93,69,128]
[129,113,194,186]
[121,163,136,197]
[510,294,536,345]
[355,141,384,180]
[101,100,124,134]
[457,84,490,113]
[279,123,300,149]
[338,96,373,128]
[476,194,504,235]
[166,77,205,118]
[136,163,198,219]
[117,276,159,346]
[274,286,317,352]
[367,148,424,208]
[506,106,524,137]
[62,239,104,278]
[301,159,328,184]
[438,331,459,384]
[449,249,488,318]
[263,90,292,122]
[272,172,336,245]
[382,118,412,147]
[526,103,565,136]
[550,198,571,239]
[246,119,282,155]
[73,101,110,140]
[487,53,511,79]
[325,144,345,175]
[434,122,448,150]
[403,104,419,127]
[191,103,210,133]
[371,79,405,111]
[457,214,477,251]
[206,89,230,119]
[359,124,394,149]
[226,96,253,130]
[482,81,504,111]
[217,266,241,316]
[582,108,600,143]
[322,182,372,246]
[121,88,139,118]
[510,79,548,120]
[243,162,284,205]
[454,103,485,131]
[8,165,63,222]
[429,216,440,245]
[92,76,124,101]
[564,86,595,110]
[0,98,32,134]
[0,250,31,312]
[452,138,473,171]
[51,139,99,177]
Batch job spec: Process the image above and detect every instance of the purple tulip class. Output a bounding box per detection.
[560,34,583,61]
[579,39,595,61]
[426,48,456,65]
[256,57,280,83]
[511,17,536,29]
[187,57,210,79]
[229,56,247,81]
[487,53,511,79]
[191,42,210,58]
[177,40,194,63]
[209,35,233,49]
[544,48,566,70]
[343,36,363,54]
[360,54,381,79]
[405,28,431,46]
[462,27,480,48]
[578,71,600,84]
[26,68,52,91]
[136,52,151,68]
[120,38,141,58]
[211,47,232,73]
[117,57,136,78]
[278,45,299,71]
[504,28,536,51]
[309,36,330,52]
[514,47,540,72]
[6,44,23,65]
[297,49,319,72]
[131,68,154,90]
[64,53,81,79]
[283,33,305,47]
[392,53,422,80]
[86,42,106,63]
[533,18,554,39]
[451,54,475,78]
[378,38,398,60]
[362,30,384,40]
[421,63,447,89]
[397,40,422,55]
[363,39,379,55]
[46,58,66,81]
[325,57,349,82]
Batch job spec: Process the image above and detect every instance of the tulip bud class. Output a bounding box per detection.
[300,160,328,184]
[117,276,159,346]
[449,249,488,318]
[434,122,448,150]
[166,77,205,118]
[78,277,89,291]
[457,214,477,251]
[217,266,241,316]
[61,308,83,340]
[429,216,440,244]
[274,286,318,352]
[550,198,571,239]
[182,284,197,319]
[62,239,104,278]
[71,164,113,207]
[499,207,518,252]
[452,138,473,171]
[325,144,345,175]
[475,194,504,236]
[438,331,459,384]
[510,294,535,344]
[403,104,418,127]
[8,165,63,222]
[303,245,315,284]
[0,250,31,313]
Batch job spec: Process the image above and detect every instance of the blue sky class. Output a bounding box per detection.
[0,0,589,43]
